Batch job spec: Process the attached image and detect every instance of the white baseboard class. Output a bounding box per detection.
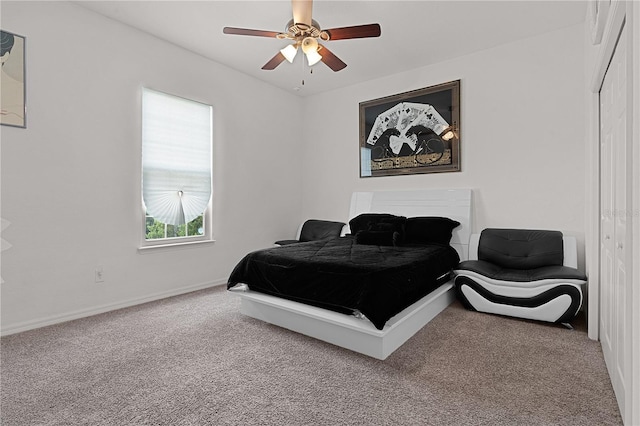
[1,279,227,337]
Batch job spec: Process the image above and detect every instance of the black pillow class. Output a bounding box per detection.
[368,216,406,243]
[355,230,399,246]
[299,219,346,242]
[404,217,460,245]
[349,213,405,234]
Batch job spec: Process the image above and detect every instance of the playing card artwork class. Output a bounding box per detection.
[359,81,460,177]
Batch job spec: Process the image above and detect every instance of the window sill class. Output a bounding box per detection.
[138,239,215,253]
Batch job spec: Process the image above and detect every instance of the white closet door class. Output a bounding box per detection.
[599,25,630,419]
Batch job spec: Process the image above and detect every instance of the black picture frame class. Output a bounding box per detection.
[359,80,460,178]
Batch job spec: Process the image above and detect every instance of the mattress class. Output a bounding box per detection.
[227,237,460,330]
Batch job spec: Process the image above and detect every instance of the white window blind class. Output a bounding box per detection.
[142,88,212,229]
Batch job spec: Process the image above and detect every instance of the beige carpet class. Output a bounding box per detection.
[1,285,622,425]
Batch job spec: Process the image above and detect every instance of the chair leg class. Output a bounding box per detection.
[560,322,574,330]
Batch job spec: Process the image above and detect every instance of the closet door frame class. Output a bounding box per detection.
[586,2,639,424]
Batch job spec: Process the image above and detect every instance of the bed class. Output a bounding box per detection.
[228,189,472,359]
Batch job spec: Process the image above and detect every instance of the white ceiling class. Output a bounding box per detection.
[75,0,586,96]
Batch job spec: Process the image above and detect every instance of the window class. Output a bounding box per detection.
[141,88,212,246]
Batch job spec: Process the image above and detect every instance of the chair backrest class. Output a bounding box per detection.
[299,219,346,242]
[473,228,565,270]
[468,233,578,268]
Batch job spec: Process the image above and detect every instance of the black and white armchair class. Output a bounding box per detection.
[454,228,587,328]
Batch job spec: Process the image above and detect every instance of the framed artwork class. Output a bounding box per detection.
[1,30,26,128]
[359,80,460,178]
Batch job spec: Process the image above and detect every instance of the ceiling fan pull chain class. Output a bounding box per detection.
[301,50,305,86]
[303,66,312,85]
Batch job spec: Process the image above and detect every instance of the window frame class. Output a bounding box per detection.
[138,87,214,250]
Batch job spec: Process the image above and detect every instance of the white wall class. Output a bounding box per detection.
[0,3,587,334]
[299,24,586,268]
[0,1,304,333]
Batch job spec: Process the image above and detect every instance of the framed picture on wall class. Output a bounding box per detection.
[1,30,26,128]
[359,80,460,178]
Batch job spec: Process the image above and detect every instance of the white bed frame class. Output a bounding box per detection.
[229,189,473,360]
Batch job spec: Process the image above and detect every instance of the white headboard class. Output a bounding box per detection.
[348,189,473,260]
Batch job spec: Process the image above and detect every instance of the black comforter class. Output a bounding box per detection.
[227,237,460,330]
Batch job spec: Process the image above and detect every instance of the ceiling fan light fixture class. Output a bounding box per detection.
[280,43,299,63]
[301,36,318,54]
[301,36,321,66]
[305,49,322,66]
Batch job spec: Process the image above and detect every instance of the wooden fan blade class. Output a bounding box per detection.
[223,27,281,38]
[292,0,313,25]
[262,52,287,70]
[324,23,381,41]
[318,45,347,72]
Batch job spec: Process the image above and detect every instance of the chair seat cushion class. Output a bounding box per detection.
[456,260,587,283]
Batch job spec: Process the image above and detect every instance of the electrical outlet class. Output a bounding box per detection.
[94,267,104,283]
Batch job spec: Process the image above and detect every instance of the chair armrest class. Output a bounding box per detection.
[562,236,578,268]
[468,233,480,260]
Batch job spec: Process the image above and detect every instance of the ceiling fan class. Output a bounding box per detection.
[223,0,381,72]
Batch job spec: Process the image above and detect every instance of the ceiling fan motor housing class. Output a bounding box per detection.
[284,19,328,42]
